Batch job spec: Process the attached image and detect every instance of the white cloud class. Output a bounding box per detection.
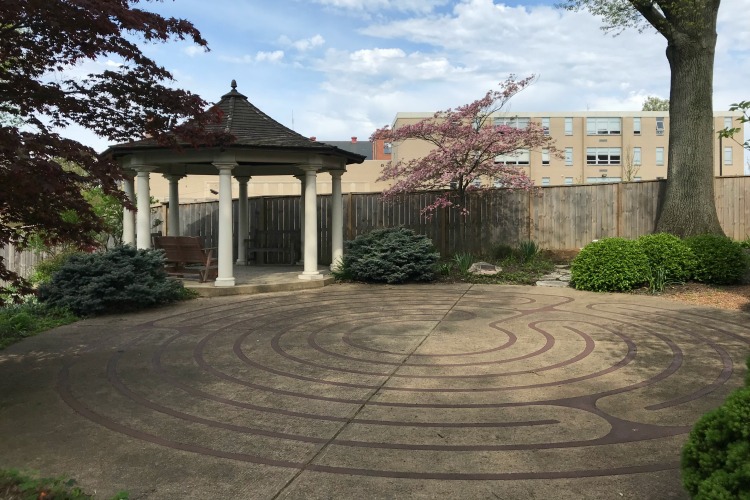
[279,34,326,51]
[311,0,449,13]
[255,50,285,63]
[183,45,205,57]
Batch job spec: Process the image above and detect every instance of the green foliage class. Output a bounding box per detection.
[642,95,669,111]
[453,252,474,274]
[29,250,82,286]
[516,240,541,262]
[647,266,667,294]
[684,235,749,285]
[491,243,514,261]
[0,300,78,350]
[570,238,650,292]
[436,262,454,276]
[38,246,184,316]
[338,227,439,284]
[681,359,750,499]
[637,233,696,282]
[0,469,128,499]
[738,237,750,250]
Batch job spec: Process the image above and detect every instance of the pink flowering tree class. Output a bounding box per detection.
[371,75,556,216]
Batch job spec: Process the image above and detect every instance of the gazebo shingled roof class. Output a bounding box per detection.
[103,80,366,166]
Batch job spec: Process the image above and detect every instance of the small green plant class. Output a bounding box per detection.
[336,227,439,284]
[738,237,750,249]
[0,300,78,349]
[684,234,749,285]
[570,238,650,292]
[29,250,82,286]
[681,356,750,499]
[0,468,129,499]
[516,240,540,262]
[453,252,474,274]
[637,233,696,283]
[491,243,514,261]
[436,262,454,276]
[38,246,185,316]
[647,266,668,294]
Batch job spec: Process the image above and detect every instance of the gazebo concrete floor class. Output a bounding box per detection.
[181,264,334,297]
[1,284,748,499]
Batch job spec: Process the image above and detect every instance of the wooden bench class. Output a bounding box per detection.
[245,229,300,265]
[153,236,217,282]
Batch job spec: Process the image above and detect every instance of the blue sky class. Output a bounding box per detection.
[69,0,749,170]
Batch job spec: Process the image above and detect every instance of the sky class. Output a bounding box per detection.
[66,0,750,170]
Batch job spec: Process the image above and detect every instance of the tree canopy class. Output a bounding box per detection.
[371,75,555,215]
[0,0,226,294]
[642,96,670,111]
[560,0,724,237]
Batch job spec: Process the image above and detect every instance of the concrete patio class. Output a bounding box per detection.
[182,264,334,297]
[0,284,748,499]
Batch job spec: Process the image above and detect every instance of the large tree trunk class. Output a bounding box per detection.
[655,10,724,237]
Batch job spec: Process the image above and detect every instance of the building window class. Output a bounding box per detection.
[586,176,621,184]
[634,176,642,181]
[724,147,733,165]
[586,117,621,135]
[383,142,392,154]
[564,117,573,136]
[564,177,573,185]
[565,147,573,166]
[633,117,641,135]
[495,149,530,165]
[542,149,550,165]
[656,117,665,135]
[586,147,621,165]
[493,116,530,129]
[541,177,550,186]
[542,117,550,136]
[656,147,664,166]
[633,147,641,165]
[472,178,482,187]
[724,117,733,129]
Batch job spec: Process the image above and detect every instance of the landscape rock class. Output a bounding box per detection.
[468,261,501,275]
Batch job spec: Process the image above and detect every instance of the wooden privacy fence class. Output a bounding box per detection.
[159,176,749,264]
[3,176,748,278]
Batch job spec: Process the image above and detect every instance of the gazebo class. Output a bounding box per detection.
[103,81,366,286]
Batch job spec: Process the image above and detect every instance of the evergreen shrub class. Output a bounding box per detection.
[570,238,650,292]
[38,246,183,316]
[682,357,750,499]
[637,233,697,282]
[684,234,749,285]
[336,227,439,284]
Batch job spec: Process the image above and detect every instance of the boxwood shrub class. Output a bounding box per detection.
[684,234,749,285]
[570,238,650,292]
[335,227,439,284]
[682,356,750,499]
[637,233,697,282]
[38,246,184,316]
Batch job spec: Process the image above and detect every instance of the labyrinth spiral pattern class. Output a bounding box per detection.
[56,285,750,483]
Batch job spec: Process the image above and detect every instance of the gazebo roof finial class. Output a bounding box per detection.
[231,79,237,90]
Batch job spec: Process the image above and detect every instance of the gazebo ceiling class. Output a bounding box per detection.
[102,80,366,176]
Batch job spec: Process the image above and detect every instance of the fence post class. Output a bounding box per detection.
[527,189,534,242]
[440,205,448,256]
[347,193,354,240]
[616,182,622,237]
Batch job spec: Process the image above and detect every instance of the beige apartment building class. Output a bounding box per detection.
[148,111,745,201]
[392,111,746,186]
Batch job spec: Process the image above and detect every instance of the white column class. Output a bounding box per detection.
[164,174,183,236]
[235,176,250,265]
[134,166,154,249]
[299,166,323,280]
[295,174,305,265]
[330,170,344,270]
[122,171,136,246]
[214,163,236,286]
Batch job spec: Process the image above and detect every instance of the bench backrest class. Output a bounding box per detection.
[154,236,208,264]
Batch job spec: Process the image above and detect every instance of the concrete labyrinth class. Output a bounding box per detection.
[51,284,750,496]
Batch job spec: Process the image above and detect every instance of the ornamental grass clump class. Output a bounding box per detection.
[681,356,750,499]
[38,246,184,316]
[570,238,650,292]
[684,234,749,285]
[336,227,439,284]
[637,232,697,283]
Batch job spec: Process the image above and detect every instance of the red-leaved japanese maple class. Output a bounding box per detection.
[371,75,556,216]
[0,0,227,295]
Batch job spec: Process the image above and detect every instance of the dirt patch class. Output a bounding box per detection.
[644,283,750,313]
